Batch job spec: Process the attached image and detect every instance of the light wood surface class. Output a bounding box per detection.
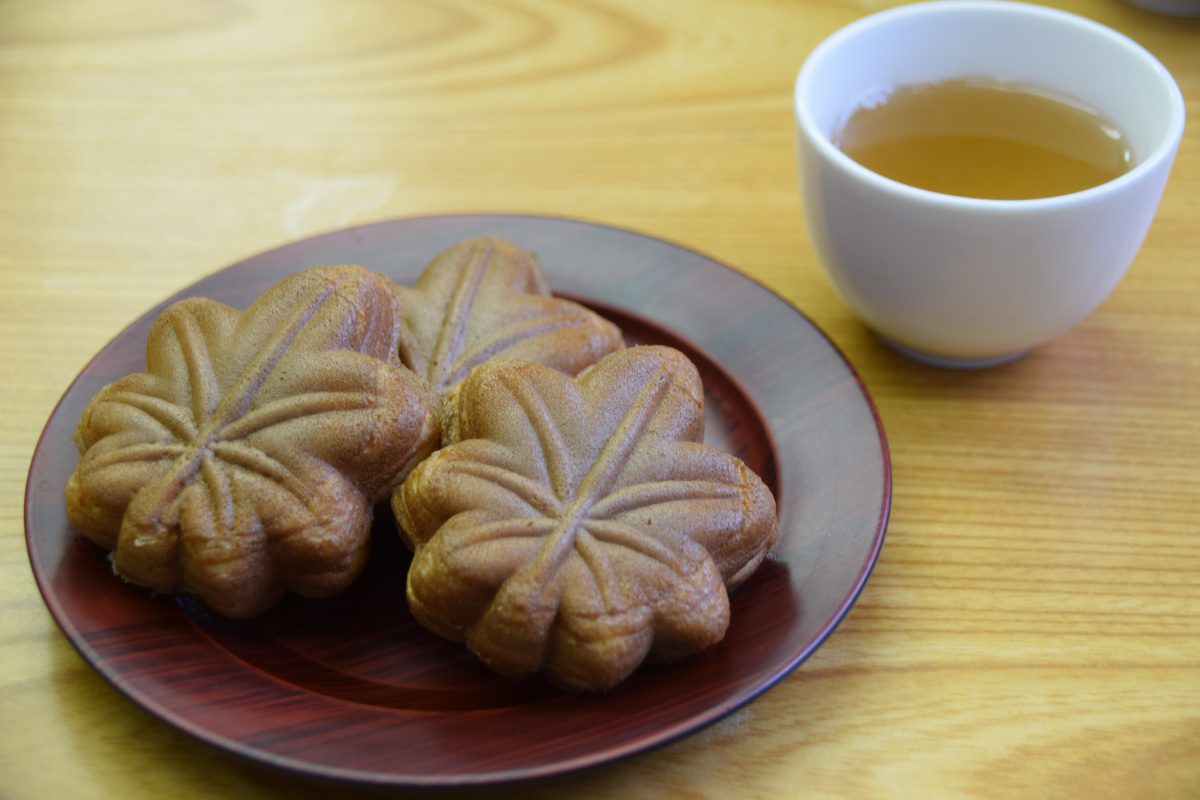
[2,1,1197,797]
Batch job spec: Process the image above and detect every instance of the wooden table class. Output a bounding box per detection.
[2,1,1197,797]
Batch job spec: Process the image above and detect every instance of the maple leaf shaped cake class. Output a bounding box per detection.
[391,237,623,438]
[66,265,439,618]
[392,346,779,691]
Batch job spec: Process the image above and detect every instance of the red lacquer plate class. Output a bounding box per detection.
[25,214,890,787]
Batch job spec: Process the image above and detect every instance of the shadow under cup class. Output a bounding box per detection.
[794,0,1185,368]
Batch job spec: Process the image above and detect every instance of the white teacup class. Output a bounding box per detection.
[794,0,1185,368]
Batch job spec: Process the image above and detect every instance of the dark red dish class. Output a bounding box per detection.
[25,214,890,787]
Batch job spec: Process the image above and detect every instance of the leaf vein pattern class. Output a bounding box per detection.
[521,367,671,592]
[89,442,188,470]
[449,461,563,517]
[428,242,490,392]
[574,528,621,610]
[589,480,742,520]
[444,314,594,389]
[102,392,198,442]
[456,517,559,552]
[219,391,376,440]
[168,308,219,426]
[206,283,337,434]
[498,370,573,502]
[200,452,234,534]
[211,441,308,508]
[584,518,685,574]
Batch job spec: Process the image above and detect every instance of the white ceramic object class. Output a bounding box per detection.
[794,0,1185,368]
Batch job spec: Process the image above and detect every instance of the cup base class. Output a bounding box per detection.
[880,337,1030,370]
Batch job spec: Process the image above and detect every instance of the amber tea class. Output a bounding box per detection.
[834,78,1133,200]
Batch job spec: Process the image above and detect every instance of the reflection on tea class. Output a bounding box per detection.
[834,78,1133,200]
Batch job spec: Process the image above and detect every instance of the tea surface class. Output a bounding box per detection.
[835,79,1132,200]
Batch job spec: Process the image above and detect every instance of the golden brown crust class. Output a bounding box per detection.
[66,264,439,618]
[392,346,779,691]
[391,237,624,439]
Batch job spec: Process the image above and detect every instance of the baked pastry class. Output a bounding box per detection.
[392,237,623,438]
[392,346,779,691]
[66,264,439,618]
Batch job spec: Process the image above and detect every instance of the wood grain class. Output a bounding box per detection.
[2,0,1197,798]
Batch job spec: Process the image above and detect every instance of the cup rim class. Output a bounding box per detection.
[793,0,1186,211]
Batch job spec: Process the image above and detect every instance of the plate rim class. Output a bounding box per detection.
[24,212,891,786]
